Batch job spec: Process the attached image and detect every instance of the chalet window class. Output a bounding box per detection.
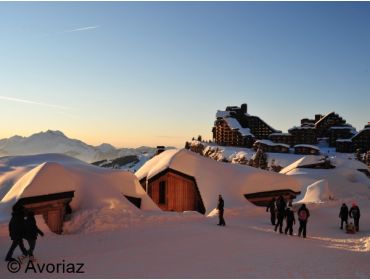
[159,181,166,204]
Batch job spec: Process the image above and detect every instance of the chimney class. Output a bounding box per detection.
[241,103,247,114]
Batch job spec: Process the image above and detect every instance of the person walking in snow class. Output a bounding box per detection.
[349,203,361,232]
[339,203,349,230]
[5,206,28,262]
[274,195,286,233]
[298,204,310,238]
[24,211,44,261]
[284,207,295,235]
[266,197,276,225]
[217,195,226,226]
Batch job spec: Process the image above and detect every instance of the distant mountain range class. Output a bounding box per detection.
[0,130,161,163]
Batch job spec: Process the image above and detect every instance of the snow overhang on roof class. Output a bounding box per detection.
[293,144,320,150]
[136,149,302,214]
[255,140,290,148]
[216,110,230,119]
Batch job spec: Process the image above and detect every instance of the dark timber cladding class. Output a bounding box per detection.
[146,168,206,214]
[244,189,301,207]
[14,191,74,234]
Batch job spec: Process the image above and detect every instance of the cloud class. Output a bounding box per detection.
[0,96,71,111]
[63,25,100,33]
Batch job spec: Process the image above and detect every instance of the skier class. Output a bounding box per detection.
[24,211,44,261]
[217,194,226,226]
[297,204,310,238]
[338,203,349,230]
[5,207,28,262]
[349,203,361,232]
[266,197,276,225]
[274,195,286,233]
[284,207,295,235]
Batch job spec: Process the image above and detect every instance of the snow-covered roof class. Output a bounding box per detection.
[293,144,320,150]
[279,156,324,175]
[254,140,290,149]
[289,126,316,130]
[0,155,159,222]
[329,126,353,130]
[224,117,254,137]
[351,127,370,140]
[136,149,302,214]
[336,139,352,143]
[269,133,292,136]
[216,110,230,118]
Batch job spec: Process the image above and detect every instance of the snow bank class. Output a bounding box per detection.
[297,179,333,204]
[136,149,302,214]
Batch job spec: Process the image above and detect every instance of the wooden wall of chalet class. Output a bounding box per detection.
[147,171,205,214]
[244,189,300,207]
[294,147,320,155]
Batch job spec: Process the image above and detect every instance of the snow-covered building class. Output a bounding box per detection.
[212,103,280,148]
[0,154,159,233]
[335,123,370,153]
[136,149,302,212]
[253,139,290,153]
[293,144,320,155]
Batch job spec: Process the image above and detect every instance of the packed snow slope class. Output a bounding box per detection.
[0,154,159,229]
[0,151,370,277]
[0,201,369,278]
[0,130,157,162]
[136,149,302,214]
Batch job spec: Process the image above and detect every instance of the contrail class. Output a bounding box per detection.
[0,95,70,110]
[63,25,100,33]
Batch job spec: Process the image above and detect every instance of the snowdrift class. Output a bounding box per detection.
[136,149,303,214]
[297,179,333,204]
[283,154,370,200]
[0,154,159,230]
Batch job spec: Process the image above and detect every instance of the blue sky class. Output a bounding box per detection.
[0,2,369,147]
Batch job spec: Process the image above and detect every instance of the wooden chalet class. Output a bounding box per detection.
[253,140,290,153]
[352,124,370,153]
[288,126,317,146]
[140,168,206,214]
[14,191,74,234]
[328,126,356,147]
[269,133,293,147]
[294,144,320,155]
[244,189,300,207]
[336,139,354,153]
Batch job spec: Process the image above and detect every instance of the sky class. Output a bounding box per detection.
[0,2,369,148]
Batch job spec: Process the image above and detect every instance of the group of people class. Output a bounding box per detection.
[5,205,44,262]
[266,196,362,237]
[339,202,361,233]
[266,196,310,238]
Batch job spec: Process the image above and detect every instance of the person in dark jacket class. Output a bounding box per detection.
[339,203,349,229]
[349,203,361,232]
[298,204,310,238]
[217,195,226,226]
[274,195,286,233]
[284,207,296,235]
[24,211,44,260]
[5,208,28,262]
[266,197,276,225]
